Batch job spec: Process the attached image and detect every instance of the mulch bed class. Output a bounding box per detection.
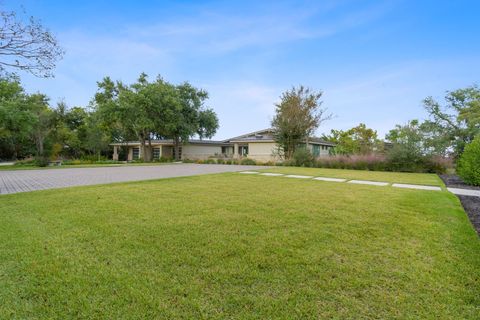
[440,174,480,235]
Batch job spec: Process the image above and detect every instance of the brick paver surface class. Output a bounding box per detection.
[0,164,264,195]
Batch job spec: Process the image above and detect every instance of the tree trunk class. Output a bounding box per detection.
[139,131,150,162]
[174,136,181,161]
[35,132,44,156]
[147,136,153,162]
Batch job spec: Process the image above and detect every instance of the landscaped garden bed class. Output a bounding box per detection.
[441,174,480,235]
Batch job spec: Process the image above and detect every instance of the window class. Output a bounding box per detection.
[312,145,320,157]
[132,147,140,160]
[153,148,161,159]
[172,146,182,159]
[239,145,248,156]
[221,146,229,154]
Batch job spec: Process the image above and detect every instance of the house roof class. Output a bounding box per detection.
[110,129,336,147]
[308,137,336,147]
[223,128,275,143]
[110,139,232,146]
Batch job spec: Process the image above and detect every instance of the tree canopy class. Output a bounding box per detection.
[324,123,382,155]
[423,85,480,158]
[271,86,331,159]
[94,73,218,161]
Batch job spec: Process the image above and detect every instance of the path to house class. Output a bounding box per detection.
[0,164,266,195]
[240,171,480,197]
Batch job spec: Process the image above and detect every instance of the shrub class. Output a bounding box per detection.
[204,158,216,164]
[423,156,453,174]
[457,136,480,185]
[216,158,225,164]
[81,154,109,162]
[240,158,256,165]
[34,156,49,167]
[292,148,314,167]
[315,154,387,171]
[14,158,36,166]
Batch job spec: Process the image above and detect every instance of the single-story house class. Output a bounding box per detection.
[110,129,335,162]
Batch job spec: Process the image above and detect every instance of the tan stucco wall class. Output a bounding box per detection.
[161,146,173,158]
[182,145,222,160]
[247,142,278,162]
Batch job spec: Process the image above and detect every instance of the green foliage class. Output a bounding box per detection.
[240,158,256,165]
[386,120,429,172]
[292,148,315,167]
[271,86,331,159]
[324,123,382,155]
[457,136,480,185]
[95,73,218,161]
[34,155,49,167]
[423,85,480,158]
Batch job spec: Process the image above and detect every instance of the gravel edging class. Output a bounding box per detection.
[439,174,480,235]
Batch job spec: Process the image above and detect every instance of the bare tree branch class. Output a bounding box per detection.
[0,9,64,77]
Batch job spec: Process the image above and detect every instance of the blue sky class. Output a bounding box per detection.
[6,0,480,140]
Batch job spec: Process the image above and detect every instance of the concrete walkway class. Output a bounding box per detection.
[0,164,265,195]
[447,187,480,197]
[240,171,480,197]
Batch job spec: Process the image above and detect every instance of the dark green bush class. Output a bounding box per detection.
[216,158,225,164]
[292,148,314,167]
[457,136,480,185]
[35,156,50,167]
[240,158,256,165]
[14,158,37,166]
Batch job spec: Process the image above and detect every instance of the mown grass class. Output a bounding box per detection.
[0,173,478,319]
[260,166,444,186]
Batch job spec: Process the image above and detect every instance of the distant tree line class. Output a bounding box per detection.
[271,84,480,175]
[0,74,219,162]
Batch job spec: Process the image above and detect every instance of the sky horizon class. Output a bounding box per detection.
[5,0,480,140]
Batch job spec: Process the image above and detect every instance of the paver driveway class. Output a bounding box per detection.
[0,164,264,195]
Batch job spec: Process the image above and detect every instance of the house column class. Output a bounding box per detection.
[234,143,239,158]
[113,145,119,161]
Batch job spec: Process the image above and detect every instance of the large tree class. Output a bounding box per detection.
[0,8,64,77]
[164,82,218,160]
[423,85,480,158]
[94,74,218,161]
[0,77,34,158]
[324,123,382,155]
[27,93,52,156]
[271,86,331,159]
[95,74,156,161]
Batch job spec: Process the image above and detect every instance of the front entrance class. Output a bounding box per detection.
[238,145,248,156]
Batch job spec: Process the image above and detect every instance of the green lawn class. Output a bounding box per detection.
[259,166,445,186]
[0,173,478,319]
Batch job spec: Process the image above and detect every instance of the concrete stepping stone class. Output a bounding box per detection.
[347,180,388,186]
[260,173,284,176]
[392,183,441,191]
[239,171,260,174]
[284,175,314,179]
[313,177,347,182]
[447,187,480,197]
